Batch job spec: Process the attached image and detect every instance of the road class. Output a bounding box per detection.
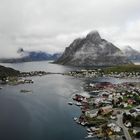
[117,113,132,140]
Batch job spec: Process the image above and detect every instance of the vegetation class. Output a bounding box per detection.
[103,64,140,74]
[123,113,140,127]
[0,65,20,79]
[128,129,135,137]
[86,116,107,126]
[136,132,140,138]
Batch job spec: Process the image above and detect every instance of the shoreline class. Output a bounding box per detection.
[0,63,140,139]
[68,74,140,140]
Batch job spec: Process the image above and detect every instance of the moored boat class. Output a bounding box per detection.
[68,102,73,105]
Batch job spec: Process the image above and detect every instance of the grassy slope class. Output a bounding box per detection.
[0,65,20,79]
[103,64,140,74]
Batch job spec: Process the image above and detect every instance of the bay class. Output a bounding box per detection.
[0,61,88,140]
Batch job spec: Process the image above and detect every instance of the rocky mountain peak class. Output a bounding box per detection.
[86,31,101,43]
[56,31,131,67]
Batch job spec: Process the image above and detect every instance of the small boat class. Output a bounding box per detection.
[87,132,93,135]
[85,135,93,138]
[81,122,86,126]
[86,128,91,132]
[85,135,96,139]
[73,117,78,121]
[68,102,73,105]
[75,102,82,106]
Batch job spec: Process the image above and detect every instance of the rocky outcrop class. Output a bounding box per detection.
[56,31,131,67]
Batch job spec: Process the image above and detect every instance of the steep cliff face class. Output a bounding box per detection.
[56,31,131,67]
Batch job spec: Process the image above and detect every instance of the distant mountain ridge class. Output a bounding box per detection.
[122,46,140,62]
[0,48,61,63]
[56,31,131,67]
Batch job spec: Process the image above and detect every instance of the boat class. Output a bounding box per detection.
[68,102,73,105]
[75,102,82,106]
[73,117,78,121]
[86,128,91,132]
[85,135,97,139]
[81,122,86,126]
[85,135,93,139]
[87,132,93,135]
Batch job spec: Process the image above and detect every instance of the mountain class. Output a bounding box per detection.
[55,31,131,67]
[122,46,140,62]
[0,49,62,63]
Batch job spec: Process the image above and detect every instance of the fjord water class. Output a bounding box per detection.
[1,61,139,140]
[0,61,88,140]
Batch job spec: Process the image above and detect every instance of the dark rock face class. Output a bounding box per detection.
[122,46,140,62]
[56,31,131,67]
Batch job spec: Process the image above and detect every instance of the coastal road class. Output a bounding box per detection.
[117,113,132,140]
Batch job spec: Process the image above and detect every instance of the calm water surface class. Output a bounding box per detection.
[0,61,88,140]
[0,61,139,140]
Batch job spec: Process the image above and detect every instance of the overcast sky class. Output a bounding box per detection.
[0,0,140,58]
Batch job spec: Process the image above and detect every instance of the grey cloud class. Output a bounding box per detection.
[0,0,140,58]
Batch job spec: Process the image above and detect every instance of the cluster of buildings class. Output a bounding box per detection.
[105,72,140,79]
[0,71,48,86]
[69,81,140,139]
[67,69,140,79]
[67,69,102,78]
[20,71,47,77]
[0,77,34,85]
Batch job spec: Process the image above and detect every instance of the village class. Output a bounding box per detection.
[0,67,140,139]
[68,80,140,140]
[66,69,140,79]
[0,71,48,85]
